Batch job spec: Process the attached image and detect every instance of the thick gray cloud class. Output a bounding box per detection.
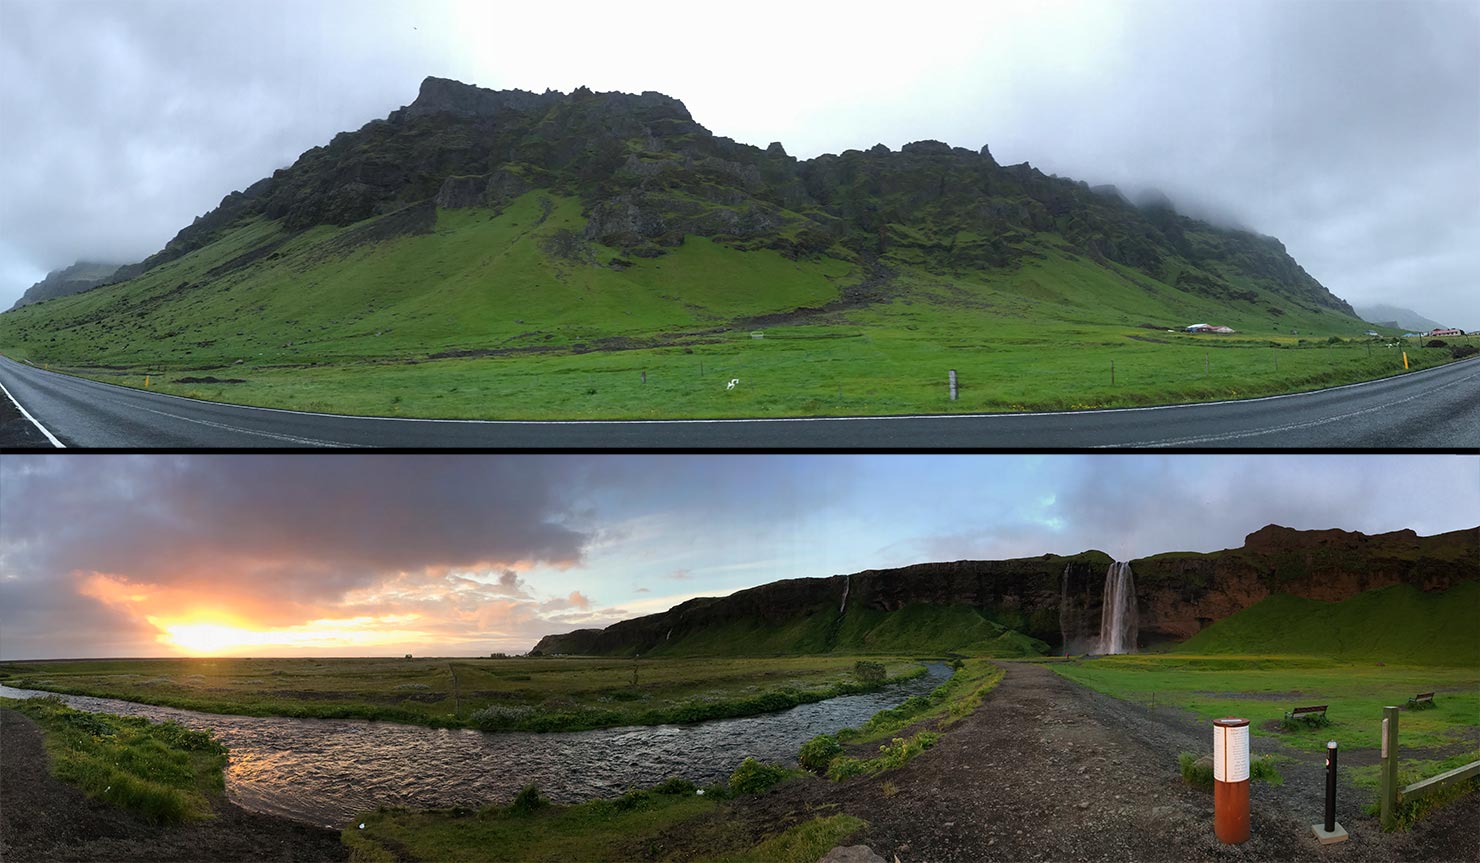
[1,1,1476,324]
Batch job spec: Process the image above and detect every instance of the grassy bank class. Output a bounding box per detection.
[1,696,227,824]
[0,655,924,732]
[799,658,1006,780]
[344,766,859,862]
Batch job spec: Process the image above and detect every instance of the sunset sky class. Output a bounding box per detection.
[1,454,1475,659]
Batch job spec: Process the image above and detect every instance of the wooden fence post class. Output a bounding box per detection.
[1380,705,1400,829]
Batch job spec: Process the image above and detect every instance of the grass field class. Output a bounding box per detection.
[1053,580,1479,783]
[4,191,1469,420]
[1,695,228,824]
[0,655,925,732]
[1055,656,1479,753]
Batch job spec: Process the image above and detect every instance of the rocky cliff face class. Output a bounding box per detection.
[9,261,124,311]
[532,525,1477,655]
[54,76,1357,318]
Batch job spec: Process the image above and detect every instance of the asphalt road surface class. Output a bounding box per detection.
[0,353,1476,449]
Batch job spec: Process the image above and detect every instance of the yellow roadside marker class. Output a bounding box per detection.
[1402,352,1409,370]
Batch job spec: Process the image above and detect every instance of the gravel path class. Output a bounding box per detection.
[673,662,1477,863]
[0,708,346,862]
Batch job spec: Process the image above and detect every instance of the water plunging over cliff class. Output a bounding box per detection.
[1097,561,1138,654]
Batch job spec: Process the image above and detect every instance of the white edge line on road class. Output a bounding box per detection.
[2,354,1476,428]
[0,377,66,448]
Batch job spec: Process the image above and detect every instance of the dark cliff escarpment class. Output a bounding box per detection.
[31,76,1356,319]
[532,525,1478,656]
[9,261,125,311]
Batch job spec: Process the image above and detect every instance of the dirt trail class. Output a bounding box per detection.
[0,708,346,862]
[703,662,1477,863]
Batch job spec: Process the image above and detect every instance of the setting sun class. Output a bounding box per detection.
[148,614,432,656]
[156,621,270,654]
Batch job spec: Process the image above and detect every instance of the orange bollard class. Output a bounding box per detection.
[1213,717,1250,844]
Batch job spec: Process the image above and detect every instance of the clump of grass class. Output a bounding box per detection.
[1378,777,1480,831]
[1250,755,1283,785]
[1178,752,1282,790]
[718,814,867,863]
[1281,712,1330,731]
[729,757,789,796]
[880,781,899,798]
[507,785,548,815]
[827,732,941,781]
[797,733,843,773]
[1178,752,1214,789]
[2,696,227,824]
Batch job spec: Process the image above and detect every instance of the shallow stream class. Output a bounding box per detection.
[1,662,949,827]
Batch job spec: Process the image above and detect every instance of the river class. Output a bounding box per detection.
[0,662,950,827]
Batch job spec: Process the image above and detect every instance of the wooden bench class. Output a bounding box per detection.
[1284,705,1329,726]
[1407,692,1436,709]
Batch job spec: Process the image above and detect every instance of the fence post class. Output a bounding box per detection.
[1380,706,1400,830]
[948,369,957,401]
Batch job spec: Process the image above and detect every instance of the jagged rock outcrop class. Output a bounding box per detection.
[532,525,1477,656]
[9,261,124,310]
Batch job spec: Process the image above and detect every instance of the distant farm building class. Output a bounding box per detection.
[1185,324,1235,333]
[1427,327,1464,337]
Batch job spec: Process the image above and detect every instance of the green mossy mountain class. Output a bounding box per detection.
[128,77,1351,314]
[533,525,1478,657]
[2,77,1411,420]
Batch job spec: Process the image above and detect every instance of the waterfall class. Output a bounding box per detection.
[1059,564,1073,653]
[1097,561,1139,654]
[839,574,851,616]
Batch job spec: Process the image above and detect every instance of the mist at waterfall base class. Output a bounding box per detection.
[1060,561,1140,655]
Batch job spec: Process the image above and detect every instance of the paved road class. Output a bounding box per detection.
[0,353,1476,448]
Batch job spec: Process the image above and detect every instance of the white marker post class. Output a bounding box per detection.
[1213,717,1250,844]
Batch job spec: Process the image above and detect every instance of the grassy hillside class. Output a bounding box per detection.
[1172,581,1480,665]
[1,193,1459,419]
[620,602,1047,659]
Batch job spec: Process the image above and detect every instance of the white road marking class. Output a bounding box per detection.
[0,378,66,448]
[131,406,362,448]
[1117,373,1473,447]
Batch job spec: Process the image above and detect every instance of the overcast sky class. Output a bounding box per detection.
[2,454,1476,659]
[0,0,1476,323]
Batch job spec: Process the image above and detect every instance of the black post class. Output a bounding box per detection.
[1324,740,1338,833]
